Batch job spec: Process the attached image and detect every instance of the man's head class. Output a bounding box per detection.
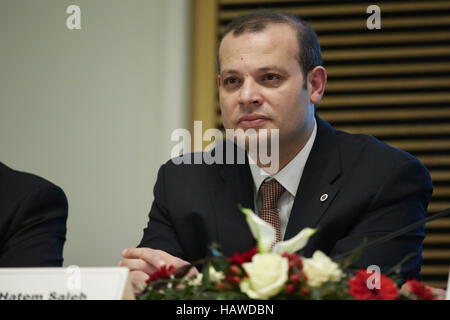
[217,10,323,89]
[217,10,327,168]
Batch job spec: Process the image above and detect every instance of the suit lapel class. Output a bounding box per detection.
[284,116,342,240]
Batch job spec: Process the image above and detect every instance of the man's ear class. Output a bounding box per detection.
[308,66,327,105]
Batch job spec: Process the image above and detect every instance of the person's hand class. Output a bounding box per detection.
[118,248,198,294]
[429,287,447,300]
[400,282,447,300]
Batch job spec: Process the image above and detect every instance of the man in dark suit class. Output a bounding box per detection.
[0,162,68,267]
[119,10,432,289]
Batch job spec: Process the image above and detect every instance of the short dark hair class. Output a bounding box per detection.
[217,10,322,88]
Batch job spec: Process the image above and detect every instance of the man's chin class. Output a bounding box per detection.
[225,127,277,151]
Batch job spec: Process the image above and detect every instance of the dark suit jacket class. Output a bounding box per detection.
[0,162,68,267]
[139,116,433,280]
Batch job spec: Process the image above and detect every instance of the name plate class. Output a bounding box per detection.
[0,267,134,300]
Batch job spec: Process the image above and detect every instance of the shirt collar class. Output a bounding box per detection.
[249,118,317,197]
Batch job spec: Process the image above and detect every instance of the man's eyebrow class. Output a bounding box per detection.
[221,69,239,75]
[258,66,286,73]
[221,66,287,75]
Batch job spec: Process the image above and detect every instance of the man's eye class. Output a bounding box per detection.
[263,74,281,81]
[224,77,240,86]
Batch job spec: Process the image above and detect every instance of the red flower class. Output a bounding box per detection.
[230,265,241,275]
[290,273,300,283]
[146,265,175,284]
[402,279,435,300]
[348,269,398,300]
[225,274,241,285]
[282,252,303,270]
[286,284,295,294]
[227,247,258,265]
[300,287,310,296]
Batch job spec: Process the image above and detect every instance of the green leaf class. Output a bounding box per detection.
[200,262,211,291]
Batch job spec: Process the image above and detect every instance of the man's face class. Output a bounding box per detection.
[218,23,315,152]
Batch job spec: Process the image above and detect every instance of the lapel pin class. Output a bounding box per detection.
[320,194,328,202]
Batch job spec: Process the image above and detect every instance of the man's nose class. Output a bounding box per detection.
[238,78,263,108]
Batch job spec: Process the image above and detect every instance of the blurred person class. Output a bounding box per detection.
[0,162,68,267]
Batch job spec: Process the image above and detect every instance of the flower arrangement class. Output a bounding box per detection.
[137,208,440,300]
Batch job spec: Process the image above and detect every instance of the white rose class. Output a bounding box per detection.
[302,250,343,288]
[240,253,289,300]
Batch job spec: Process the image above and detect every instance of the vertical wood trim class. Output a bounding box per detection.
[191,0,218,151]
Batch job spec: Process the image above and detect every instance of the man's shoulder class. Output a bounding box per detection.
[317,116,418,165]
[156,143,250,188]
[336,130,415,159]
[161,151,233,175]
[0,162,65,204]
[163,140,245,170]
[333,128,428,174]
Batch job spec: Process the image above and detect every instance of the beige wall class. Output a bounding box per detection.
[0,0,190,266]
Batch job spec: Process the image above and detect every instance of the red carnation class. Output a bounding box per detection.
[348,269,398,300]
[146,265,175,283]
[227,247,258,265]
[402,279,435,300]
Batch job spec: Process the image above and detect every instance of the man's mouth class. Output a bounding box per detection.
[238,114,269,129]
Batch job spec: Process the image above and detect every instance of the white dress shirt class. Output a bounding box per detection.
[249,119,317,240]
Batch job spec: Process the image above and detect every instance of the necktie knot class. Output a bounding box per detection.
[260,179,285,210]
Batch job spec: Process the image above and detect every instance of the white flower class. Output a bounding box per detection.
[272,228,316,255]
[302,250,343,288]
[241,207,316,253]
[241,207,276,252]
[187,273,203,287]
[240,253,289,300]
[208,266,225,283]
[187,266,224,287]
